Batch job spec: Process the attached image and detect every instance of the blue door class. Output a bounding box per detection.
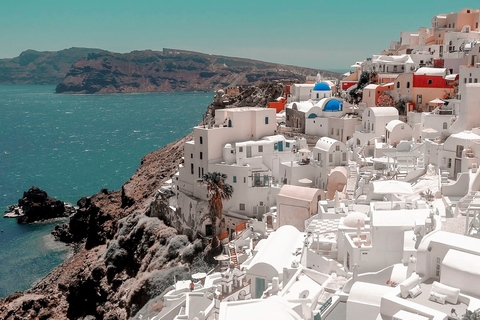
[255,278,265,298]
[278,141,283,152]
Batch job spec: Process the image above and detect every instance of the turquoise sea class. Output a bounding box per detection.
[0,85,213,297]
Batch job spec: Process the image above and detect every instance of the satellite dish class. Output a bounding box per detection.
[238,290,246,300]
[299,290,310,299]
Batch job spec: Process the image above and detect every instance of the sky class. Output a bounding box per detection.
[1,1,480,71]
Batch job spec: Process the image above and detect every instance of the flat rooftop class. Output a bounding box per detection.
[402,279,467,318]
[373,209,431,227]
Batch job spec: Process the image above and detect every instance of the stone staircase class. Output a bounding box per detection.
[440,170,449,184]
[345,162,358,199]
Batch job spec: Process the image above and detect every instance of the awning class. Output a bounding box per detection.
[372,180,413,194]
[429,98,445,104]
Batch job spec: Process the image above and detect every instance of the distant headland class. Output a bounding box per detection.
[0,47,341,94]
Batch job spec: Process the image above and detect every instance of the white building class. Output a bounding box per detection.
[176,107,279,235]
[289,84,315,102]
[385,120,413,145]
[245,225,303,298]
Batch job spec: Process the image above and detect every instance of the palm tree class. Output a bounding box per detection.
[199,172,234,249]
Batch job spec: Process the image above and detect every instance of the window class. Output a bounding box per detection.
[417,95,422,104]
[448,159,452,168]
[265,117,269,125]
[397,82,400,88]
[244,177,246,183]
[329,154,333,162]
[342,152,347,161]
[191,163,194,174]
[428,79,433,85]
[335,146,340,151]
[200,152,203,160]
[465,78,468,84]
[198,167,201,178]
[469,78,473,83]
[199,136,203,144]
[456,145,464,158]
[258,145,263,152]
[436,257,441,277]
[476,22,478,28]
[239,203,245,211]
[239,146,243,152]
[406,82,410,88]
[286,142,290,148]
[331,128,334,135]
[191,153,193,158]
[443,122,448,129]
[475,79,478,83]
[233,176,237,183]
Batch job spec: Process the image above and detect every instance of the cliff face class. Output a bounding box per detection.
[55,48,340,94]
[0,48,105,84]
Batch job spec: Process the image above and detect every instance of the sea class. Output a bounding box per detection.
[0,85,213,297]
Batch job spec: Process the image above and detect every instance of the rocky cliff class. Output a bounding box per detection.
[0,133,213,319]
[0,48,105,84]
[55,48,340,94]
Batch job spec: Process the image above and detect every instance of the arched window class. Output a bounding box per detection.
[397,82,400,88]
[406,82,410,88]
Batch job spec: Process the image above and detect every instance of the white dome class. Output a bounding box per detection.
[343,212,367,228]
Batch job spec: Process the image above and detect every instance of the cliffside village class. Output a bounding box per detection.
[151,8,480,320]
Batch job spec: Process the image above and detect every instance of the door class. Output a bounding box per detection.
[454,159,461,180]
[247,146,252,158]
[416,94,422,106]
[255,278,266,298]
[335,151,341,166]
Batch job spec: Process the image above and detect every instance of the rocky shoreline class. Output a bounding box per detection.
[0,131,212,319]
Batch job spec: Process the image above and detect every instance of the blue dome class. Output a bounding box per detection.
[313,82,330,91]
[324,100,343,112]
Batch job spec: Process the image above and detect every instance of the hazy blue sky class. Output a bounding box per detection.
[1,1,480,71]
